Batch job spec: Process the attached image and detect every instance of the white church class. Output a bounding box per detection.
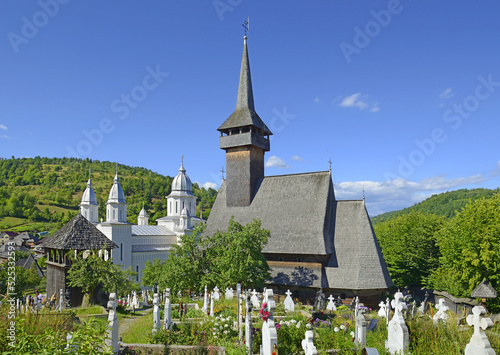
[78,161,205,283]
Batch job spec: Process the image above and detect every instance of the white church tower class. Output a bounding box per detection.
[97,166,132,269]
[138,203,149,226]
[80,169,99,224]
[156,158,199,241]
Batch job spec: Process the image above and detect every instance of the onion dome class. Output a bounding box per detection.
[172,161,193,192]
[139,203,148,218]
[81,176,98,206]
[108,172,126,204]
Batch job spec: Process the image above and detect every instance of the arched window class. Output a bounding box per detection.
[136,266,139,281]
[113,210,115,220]
[119,210,122,221]
[176,201,178,213]
[90,211,93,221]
[120,243,123,261]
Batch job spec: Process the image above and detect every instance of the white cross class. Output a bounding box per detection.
[285,289,292,298]
[328,295,335,303]
[467,306,493,337]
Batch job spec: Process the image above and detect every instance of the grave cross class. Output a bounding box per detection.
[467,305,493,339]
[326,295,337,311]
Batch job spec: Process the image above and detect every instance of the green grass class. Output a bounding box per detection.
[120,309,155,343]
[74,306,105,315]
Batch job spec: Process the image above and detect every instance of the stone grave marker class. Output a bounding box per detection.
[225,287,234,299]
[378,300,386,318]
[355,304,367,348]
[465,305,496,355]
[327,295,337,311]
[152,292,161,332]
[59,288,63,312]
[163,288,171,330]
[251,289,260,309]
[433,298,449,323]
[301,330,318,355]
[385,291,409,355]
[105,293,119,353]
[284,289,294,312]
[385,297,391,326]
[213,286,220,301]
[210,292,215,317]
[261,289,278,355]
[245,290,253,354]
[203,285,208,314]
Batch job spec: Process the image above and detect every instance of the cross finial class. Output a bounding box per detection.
[221,166,225,181]
[115,162,118,175]
[242,17,249,37]
[327,150,332,172]
[181,154,184,167]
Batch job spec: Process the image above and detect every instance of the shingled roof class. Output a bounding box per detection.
[205,171,393,291]
[206,171,335,255]
[41,213,117,250]
[471,280,497,298]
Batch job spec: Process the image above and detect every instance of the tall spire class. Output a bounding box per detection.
[217,34,272,136]
[236,35,254,111]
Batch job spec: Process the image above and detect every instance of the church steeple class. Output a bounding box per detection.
[106,165,127,223]
[80,168,98,223]
[218,33,272,207]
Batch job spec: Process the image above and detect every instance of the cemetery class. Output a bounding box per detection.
[1,285,499,354]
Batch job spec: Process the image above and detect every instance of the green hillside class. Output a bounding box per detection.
[371,188,499,226]
[0,157,217,234]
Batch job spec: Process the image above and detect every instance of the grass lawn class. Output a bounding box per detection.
[120,309,155,343]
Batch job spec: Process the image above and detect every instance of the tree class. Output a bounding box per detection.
[203,217,271,290]
[142,218,271,294]
[67,250,139,302]
[375,212,446,288]
[430,194,500,311]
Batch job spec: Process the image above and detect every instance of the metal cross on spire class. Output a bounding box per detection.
[221,166,225,181]
[242,17,249,36]
[115,162,118,175]
[181,154,184,167]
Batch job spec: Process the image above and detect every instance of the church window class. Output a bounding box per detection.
[84,210,87,218]
[113,210,115,220]
[90,211,93,221]
[136,266,139,281]
[120,243,123,261]
[119,210,122,221]
[169,201,172,214]
[183,201,185,210]
[176,201,178,213]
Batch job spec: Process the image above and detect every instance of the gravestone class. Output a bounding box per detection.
[210,292,215,317]
[203,285,208,314]
[251,289,260,309]
[213,286,220,301]
[237,283,242,342]
[126,294,131,308]
[152,292,160,333]
[301,330,318,355]
[59,288,64,312]
[417,291,429,314]
[326,294,337,311]
[284,289,294,312]
[261,289,278,355]
[385,291,409,355]
[433,298,449,323]
[225,287,234,299]
[105,293,119,353]
[355,305,368,348]
[313,288,326,311]
[465,306,495,355]
[163,288,171,330]
[378,301,386,318]
[245,290,253,355]
[132,291,138,309]
[385,298,391,326]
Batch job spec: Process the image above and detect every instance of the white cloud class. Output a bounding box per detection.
[0,135,10,139]
[339,93,378,112]
[439,88,453,99]
[0,124,7,130]
[265,156,290,169]
[291,155,304,161]
[335,171,495,217]
[201,181,218,190]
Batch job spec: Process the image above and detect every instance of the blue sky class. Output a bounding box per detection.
[1,1,499,216]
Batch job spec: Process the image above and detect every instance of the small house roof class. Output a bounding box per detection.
[41,213,117,250]
[471,280,497,298]
[15,254,44,278]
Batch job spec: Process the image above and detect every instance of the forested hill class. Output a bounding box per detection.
[371,188,499,226]
[0,157,217,233]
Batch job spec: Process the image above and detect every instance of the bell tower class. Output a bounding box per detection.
[217,35,272,207]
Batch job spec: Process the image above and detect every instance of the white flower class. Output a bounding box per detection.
[334,327,339,332]
[306,324,312,329]
[340,324,346,330]
[225,324,228,328]
[290,319,297,324]
[224,330,229,334]
[350,331,355,338]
